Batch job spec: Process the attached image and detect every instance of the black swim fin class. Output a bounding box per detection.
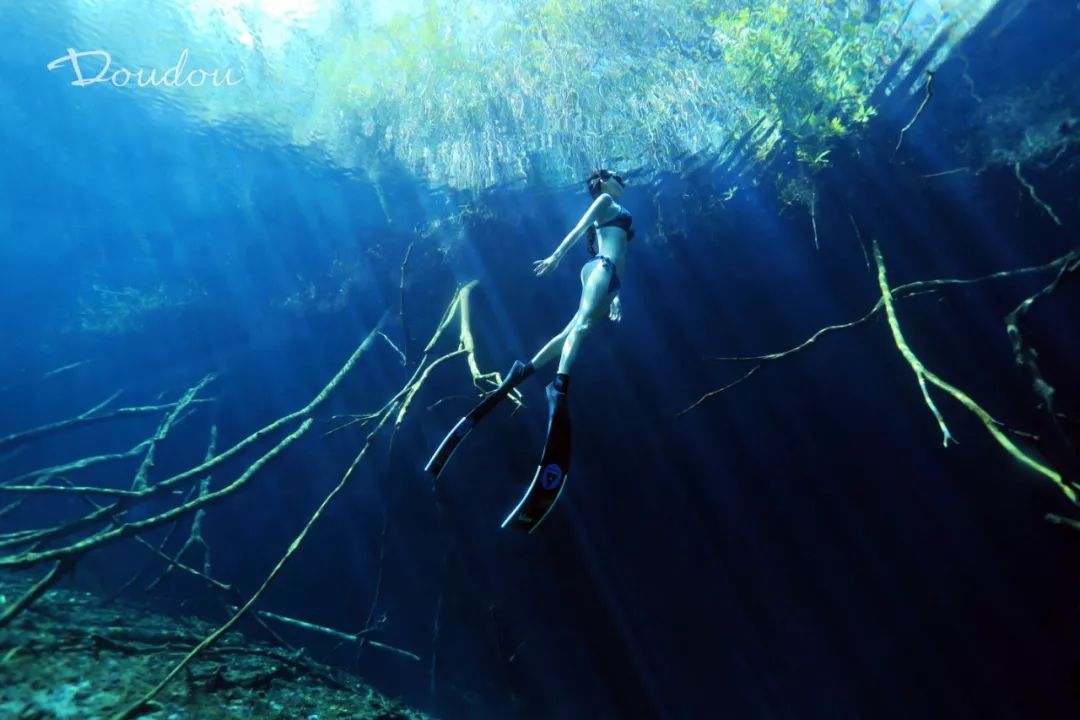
[502,375,571,532]
[424,360,535,479]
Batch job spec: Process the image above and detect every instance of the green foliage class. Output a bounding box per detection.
[67,1,984,190]
[312,0,919,185]
[705,0,896,167]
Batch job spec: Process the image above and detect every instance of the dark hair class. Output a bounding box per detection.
[585,169,626,256]
[586,169,623,198]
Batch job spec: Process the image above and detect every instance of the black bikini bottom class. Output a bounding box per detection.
[584,255,621,295]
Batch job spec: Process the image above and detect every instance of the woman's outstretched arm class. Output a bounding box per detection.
[534,193,614,276]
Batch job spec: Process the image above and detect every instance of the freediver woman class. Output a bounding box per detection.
[424,169,633,531]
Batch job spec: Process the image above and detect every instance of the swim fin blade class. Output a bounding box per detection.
[424,360,534,480]
[424,414,475,479]
[502,377,571,532]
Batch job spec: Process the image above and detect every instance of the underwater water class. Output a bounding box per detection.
[1,1,1079,719]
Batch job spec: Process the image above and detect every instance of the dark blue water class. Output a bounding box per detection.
[2,2,1078,719]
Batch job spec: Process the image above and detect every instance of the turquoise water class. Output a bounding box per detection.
[2,2,1078,718]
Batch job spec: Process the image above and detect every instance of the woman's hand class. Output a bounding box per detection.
[609,295,622,323]
[533,254,561,277]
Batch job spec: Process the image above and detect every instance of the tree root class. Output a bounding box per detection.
[104,282,507,717]
[681,245,1078,506]
[1,279,512,717]
[873,239,1070,501]
[1006,250,1079,441]
[893,70,935,159]
[1014,162,1063,226]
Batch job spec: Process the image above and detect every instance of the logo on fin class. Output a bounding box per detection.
[540,464,563,490]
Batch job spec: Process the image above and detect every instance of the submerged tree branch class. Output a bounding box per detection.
[876,239,1071,501]
[0,420,314,571]
[131,375,215,492]
[683,246,1079,506]
[893,69,935,159]
[0,397,212,454]
[119,372,397,712]
[1014,161,1063,226]
[1006,250,1079,442]
[102,283,509,717]
[400,241,416,366]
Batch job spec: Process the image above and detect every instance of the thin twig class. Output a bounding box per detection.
[1014,162,1063,226]
[367,641,421,662]
[377,332,407,365]
[921,167,973,179]
[0,398,211,453]
[0,421,314,570]
[231,607,382,644]
[131,375,215,492]
[683,251,1076,411]
[893,70,935,159]
[1006,250,1079,440]
[356,506,389,661]
[400,240,416,365]
[676,364,762,418]
[848,214,871,272]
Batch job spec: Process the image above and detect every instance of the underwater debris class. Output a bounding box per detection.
[0,574,431,720]
[1,279,518,717]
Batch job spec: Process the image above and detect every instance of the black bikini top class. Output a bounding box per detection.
[595,206,633,237]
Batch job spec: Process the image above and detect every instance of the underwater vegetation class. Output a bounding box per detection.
[51,0,997,190]
[2,0,1079,718]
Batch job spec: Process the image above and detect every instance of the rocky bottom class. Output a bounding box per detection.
[0,575,432,720]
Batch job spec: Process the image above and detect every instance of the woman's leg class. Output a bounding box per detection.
[557,262,615,375]
[529,313,578,370]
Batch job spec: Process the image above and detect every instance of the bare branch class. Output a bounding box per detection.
[0,420,313,571]
[131,375,215,492]
[0,398,211,453]
[400,240,416,365]
[676,364,762,418]
[893,70,935,159]
[873,239,1073,502]
[1014,162,1063,226]
[685,251,1076,409]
